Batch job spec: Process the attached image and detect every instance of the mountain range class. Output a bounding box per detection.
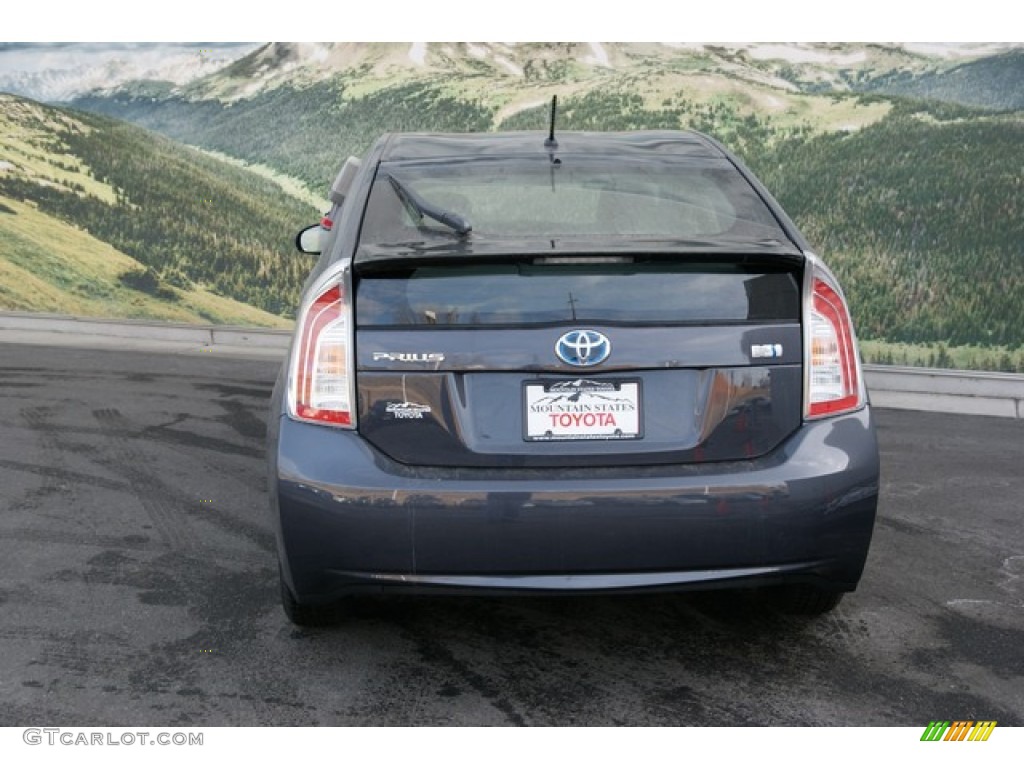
[0,43,260,103]
[4,42,1015,105]
[69,42,1024,192]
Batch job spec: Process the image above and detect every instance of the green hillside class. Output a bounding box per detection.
[73,81,495,190]
[862,51,1024,111]
[0,197,290,327]
[0,93,318,323]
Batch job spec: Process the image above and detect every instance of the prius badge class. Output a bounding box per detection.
[556,330,611,367]
[372,352,445,364]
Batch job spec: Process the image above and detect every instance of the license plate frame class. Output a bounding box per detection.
[523,378,642,442]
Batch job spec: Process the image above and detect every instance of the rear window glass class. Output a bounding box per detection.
[357,263,800,327]
[357,157,788,246]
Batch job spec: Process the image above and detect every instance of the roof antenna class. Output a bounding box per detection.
[544,95,558,149]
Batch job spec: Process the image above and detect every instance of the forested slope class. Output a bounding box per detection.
[863,51,1024,111]
[1,94,319,320]
[73,82,494,190]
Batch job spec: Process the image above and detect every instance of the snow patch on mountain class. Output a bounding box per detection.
[408,43,427,66]
[745,44,867,65]
[900,42,1014,58]
[493,55,523,77]
[585,43,612,68]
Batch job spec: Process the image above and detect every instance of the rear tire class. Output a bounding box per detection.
[279,566,340,627]
[773,584,845,616]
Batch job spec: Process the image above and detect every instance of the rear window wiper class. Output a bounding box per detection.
[384,173,472,237]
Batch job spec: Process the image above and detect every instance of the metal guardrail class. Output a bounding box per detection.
[0,311,292,348]
[863,365,1024,419]
[1,311,1022,418]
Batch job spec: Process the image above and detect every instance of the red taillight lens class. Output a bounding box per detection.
[806,273,863,419]
[290,283,354,427]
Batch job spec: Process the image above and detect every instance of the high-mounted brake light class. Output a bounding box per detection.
[805,268,864,419]
[289,282,355,428]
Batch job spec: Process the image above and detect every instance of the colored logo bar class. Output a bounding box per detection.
[921,721,997,741]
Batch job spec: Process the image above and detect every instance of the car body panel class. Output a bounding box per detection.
[270,392,878,601]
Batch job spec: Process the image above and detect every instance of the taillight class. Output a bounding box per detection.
[805,267,864,419]
[289,282,355,428]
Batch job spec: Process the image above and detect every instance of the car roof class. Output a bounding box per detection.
[379,130,726,163]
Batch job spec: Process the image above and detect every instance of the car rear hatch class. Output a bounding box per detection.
[353,250,805,468]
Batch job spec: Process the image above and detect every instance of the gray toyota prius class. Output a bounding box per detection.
[268,127,879,625]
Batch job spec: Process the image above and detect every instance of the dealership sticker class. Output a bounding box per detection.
[385,401,432,419]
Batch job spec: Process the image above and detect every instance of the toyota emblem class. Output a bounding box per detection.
[555,330,611,367]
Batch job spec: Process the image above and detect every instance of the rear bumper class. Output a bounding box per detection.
[270,408,879,602]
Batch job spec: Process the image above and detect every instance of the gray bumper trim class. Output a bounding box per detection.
[330,563,820,592]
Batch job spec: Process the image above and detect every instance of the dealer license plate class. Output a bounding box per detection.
[523,378,642,441]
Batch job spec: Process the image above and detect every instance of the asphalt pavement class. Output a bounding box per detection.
[0,342,1021,726]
